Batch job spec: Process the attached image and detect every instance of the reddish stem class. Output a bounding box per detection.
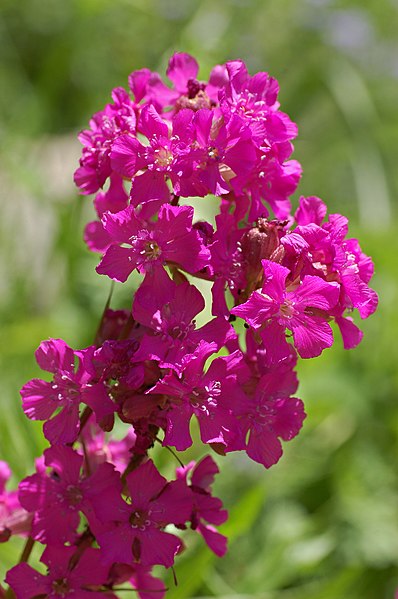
[18,535,35,564]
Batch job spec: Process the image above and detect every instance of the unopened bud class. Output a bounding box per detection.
[99,413,115,432]
[0,528,11,543]
[269,244,285,264]
[241,219,282,279]
[122,394,163,422]
[210,442,226,456]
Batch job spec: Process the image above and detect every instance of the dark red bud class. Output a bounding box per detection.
[122,394,163,422]
[239,219,286,302]
[99,413,115,432]
[241,219,281,271]
[210,442,226,456]
[0,528,11,543]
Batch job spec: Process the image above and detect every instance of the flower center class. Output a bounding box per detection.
[168,321,194,341]
[143,240,161,260]
[65,484,83,506]
[205,380,222,398]
[207,146,220,161]
[52,578,70,597]
[250,401,276,428]
[51,375,79,404]
[154,146,173,168]
[130,509,152,531]
[190,381,221,409]
[176,90,212,112]
[279,300,295,319]
[130,232,163,268]
[235,92,267,120]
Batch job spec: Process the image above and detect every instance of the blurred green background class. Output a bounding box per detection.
[1,0,398,597]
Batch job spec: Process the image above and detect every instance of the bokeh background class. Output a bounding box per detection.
[1,0,398,597]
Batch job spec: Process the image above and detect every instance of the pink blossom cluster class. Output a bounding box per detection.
[2,54,377,598]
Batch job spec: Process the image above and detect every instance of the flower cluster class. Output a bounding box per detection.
[2,54,377,598]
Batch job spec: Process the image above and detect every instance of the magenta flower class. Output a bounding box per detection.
[108,562,166,599]
[209,213,248,317]
[294,195,327,226]
[84,174,129,254]
[244,327,299,382]
[231,145,302,221]
[80,420,137,474]
[149,341,245,451]
[96,203,209,282]
[164,52,206,109]
[146,52,226,112]
[127,67,153,105]
[74,87,136,195]
[111,105,207,208]
[86,339,145,393]
[177,456,228,556]
[229,373,306,468]
[191,109,257,196]
[132,268,234,370]
[220,59,298,147]
[232,260,340,359]
[20,339,114,445]
[93,308,131,345]
[293,196,378,326]
[0,462,31,542]
[6,546,114,599]
[92,459,192,567]
[18,446,121,544]
[333,235,378,320]
[127,65,182,118]
[334,312,364,350]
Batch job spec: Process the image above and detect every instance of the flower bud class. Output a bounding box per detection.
[240,219,286,298]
